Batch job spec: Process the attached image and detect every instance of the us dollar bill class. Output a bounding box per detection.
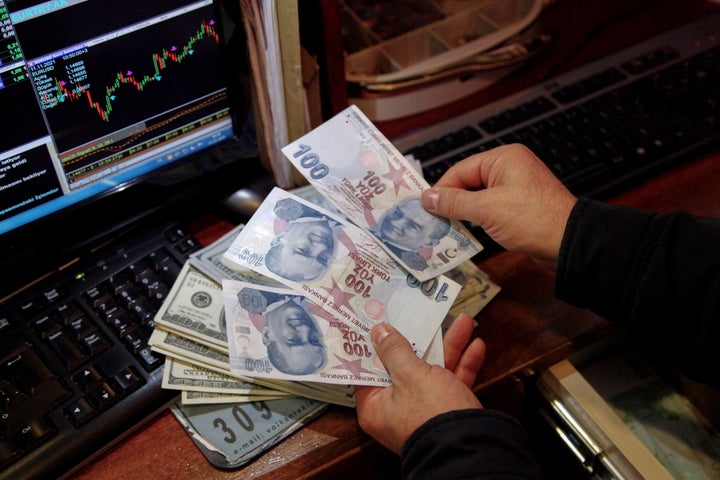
[150,328,234,374]
[154,263,228,350]
[180,390,289,405]
[223,187,461,358]
[223,280,390,386]
[446,260,501,319]
[162,356,288,396]
[150,328,355,407]
[281,105,482,281]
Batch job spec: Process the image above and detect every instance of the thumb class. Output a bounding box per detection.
[371,323,424,381]
[421,186,487,224]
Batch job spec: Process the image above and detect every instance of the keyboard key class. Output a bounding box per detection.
[73,366,104,390]
[79,333,110,357]
[135,270,170,304]
[56,301,84,324]
[0,379,27,409]
[0,316,14,334]
[91,295,123,321]
[17,297,46,316]
[117,284,144,309]
[158,261,182,285]
[127,260,153,283]
[129,297,155,324]
[67,316,96,340]
[83,286,107,308]
[1,341,54,392]
[147,248,173,270]
[89,382,118,411]
[108,312,138,338]
[113,367,144,395]
[46,331,87,371]
[105,271,133,295]
[13,417,55,451]
[65,398,97,428]
[164,226,189,243]
[176,236,201,255]
[31,315,62,339]
[42,287,66,305]
[122,331,145,353]
[137,346,162,371]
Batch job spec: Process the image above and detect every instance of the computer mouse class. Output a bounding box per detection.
[221,176,276,218]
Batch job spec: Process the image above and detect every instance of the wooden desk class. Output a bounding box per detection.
[70,1,720,479]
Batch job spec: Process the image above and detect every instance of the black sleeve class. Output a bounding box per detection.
[556,198,720,388]
[400,409,543,480]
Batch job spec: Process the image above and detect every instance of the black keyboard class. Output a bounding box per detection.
[394,14,720,199]
[0,221,201,479]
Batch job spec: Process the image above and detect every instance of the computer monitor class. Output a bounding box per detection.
[0,0,266,294]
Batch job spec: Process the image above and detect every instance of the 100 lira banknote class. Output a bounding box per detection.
[223,280,391,386]
[281,105,482,281]
[189,224,282,287]
[222,187,460,358]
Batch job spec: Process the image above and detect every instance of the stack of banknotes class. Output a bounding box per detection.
[149,105,501,408]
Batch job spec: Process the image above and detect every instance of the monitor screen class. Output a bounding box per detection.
[0,0,264,292]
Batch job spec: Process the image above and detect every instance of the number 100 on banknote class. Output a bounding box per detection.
[282,105,483,281]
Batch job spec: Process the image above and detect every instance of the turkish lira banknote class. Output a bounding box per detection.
[223,280,390,386]
[189,224,282,287]
[150,328,356,407]
[222,187,461,358]
[281,105,482,281]
[154,264,353,402]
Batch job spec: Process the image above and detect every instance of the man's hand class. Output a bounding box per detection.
[421,144,576,268]
[355,313,485,454]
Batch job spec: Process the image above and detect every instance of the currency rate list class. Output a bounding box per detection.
[0,3,22,67]
[0,65,27,90]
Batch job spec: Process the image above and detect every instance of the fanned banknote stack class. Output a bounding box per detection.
[150,105,501,410]
[149,256,356,407]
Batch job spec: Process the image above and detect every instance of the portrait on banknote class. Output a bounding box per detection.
[223,280,394,386]
[373,196,451,271]
[224,188,462,359]
[264,197,339,282]
[282,105,483,281]
[236,287,327,376]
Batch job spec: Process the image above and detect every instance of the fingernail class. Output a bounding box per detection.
[373,323,391,345]
[422,189,439,211]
